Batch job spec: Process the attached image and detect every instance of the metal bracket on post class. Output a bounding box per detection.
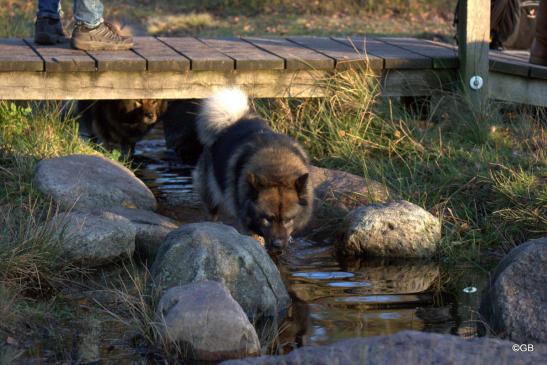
[469,75,484,90]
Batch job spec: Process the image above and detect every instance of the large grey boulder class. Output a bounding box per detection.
[221,330,547,365]
[34,154,156,212]
[49,211,135,266]
[151,223,290,321]
[337,200,441,258]
[156,281,260,361]
[103,207,178,259]
[480,237,547,343]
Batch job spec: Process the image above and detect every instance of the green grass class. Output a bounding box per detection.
[117,0,455,38]
[0,102,96,292]
[0,0,456,39]
[0,101,121,360]
[0,1,34,37]
[260,71,546,261]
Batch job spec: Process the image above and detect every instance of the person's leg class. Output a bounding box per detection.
[530,0,547,66]
[71,0,133,51]
[35,0,66,44]
[36,0,62,19]
[73,0,103,28]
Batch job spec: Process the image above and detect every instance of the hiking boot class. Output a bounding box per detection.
[71,22,133,51]
[530,0,547,66]
[34,17,67,45]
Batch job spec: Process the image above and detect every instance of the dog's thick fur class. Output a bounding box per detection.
[78,99,167,156]
[193,88,313,250]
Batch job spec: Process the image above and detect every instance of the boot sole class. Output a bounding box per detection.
[71,38,134,51]
[34,33,65,45]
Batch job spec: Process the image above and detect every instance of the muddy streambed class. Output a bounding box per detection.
[132,124,490,351]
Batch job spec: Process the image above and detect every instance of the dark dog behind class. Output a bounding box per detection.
[162,99,204,165]
[78,99,167,157]
[193,88,314,250]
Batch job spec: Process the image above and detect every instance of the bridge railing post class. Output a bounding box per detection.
[458,0,491,113]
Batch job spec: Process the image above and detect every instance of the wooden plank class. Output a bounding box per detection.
[384,42,547,81]
[242,37,334,70]
[379,37,459,69]
[457,0,491,111]
[86,49,146,72]
[0,69,330,100]
[489,71,547,107]
[332,37,431,69]
[500,50,547,80]
[501,50,530,62]
[486,48,547,80]
[132,37,190,72]
[287,37,380,70]
[199,37,284,71]
[158,37,234,71]
[0,39,43,71]
[24,39,95,72]
[0,68,460,100]
[489,51,530,77]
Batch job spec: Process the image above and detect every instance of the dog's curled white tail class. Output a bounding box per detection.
[197,87,250,147]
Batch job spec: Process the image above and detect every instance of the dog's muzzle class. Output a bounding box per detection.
[268,236,293,251]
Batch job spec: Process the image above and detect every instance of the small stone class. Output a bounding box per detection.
[157,281,260,361]
[337,200,441,258]
[480,237,547,343]
[48,211,135,267]
[34,154,156,212]
[103,207,178,259]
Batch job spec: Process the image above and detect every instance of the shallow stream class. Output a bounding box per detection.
[133,124,490,351]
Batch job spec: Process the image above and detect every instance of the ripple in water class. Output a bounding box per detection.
[292,272,355,280]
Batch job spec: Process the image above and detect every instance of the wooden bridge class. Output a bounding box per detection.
[0,0,546,108]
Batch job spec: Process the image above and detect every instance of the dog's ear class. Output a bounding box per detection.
[247,173,266,199]
[295,173,309,200]
[119,100,139,113]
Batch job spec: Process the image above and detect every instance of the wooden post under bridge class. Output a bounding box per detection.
[458,0,491,113]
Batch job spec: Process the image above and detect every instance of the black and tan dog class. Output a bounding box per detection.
[78,99,168,157]
[193,88,313,250]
